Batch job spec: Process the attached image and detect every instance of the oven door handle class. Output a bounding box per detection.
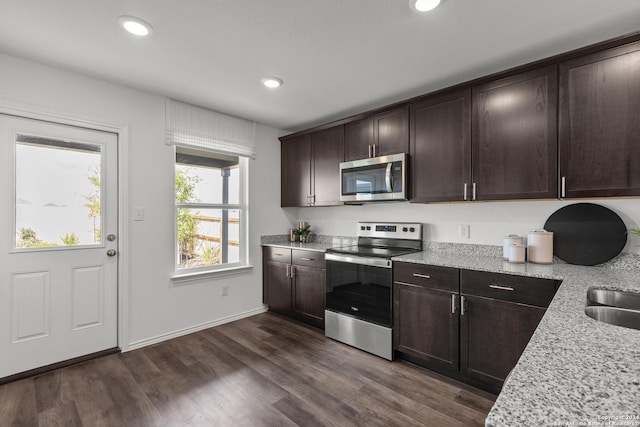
[325,253,392,269]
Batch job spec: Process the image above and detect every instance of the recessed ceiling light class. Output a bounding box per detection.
[117,15,153,36]
[411,0,442,12]
[261,77,283,89]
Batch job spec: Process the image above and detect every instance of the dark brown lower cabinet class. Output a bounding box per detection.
[394,283,459,373]
[262,247,325,328]
[393,262,559,394]
[292,264,325,327]
[459,295,545,393]
[393,262,460,374]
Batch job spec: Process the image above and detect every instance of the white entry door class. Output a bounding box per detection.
[0,115,118,379]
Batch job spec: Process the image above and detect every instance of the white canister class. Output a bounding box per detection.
[527,230,554,264]
[508,243,526,264]
[503,234,524,259]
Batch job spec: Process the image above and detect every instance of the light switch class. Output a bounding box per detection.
[133,207,144,221]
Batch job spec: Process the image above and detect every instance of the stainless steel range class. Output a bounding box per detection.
[324,222,423,360]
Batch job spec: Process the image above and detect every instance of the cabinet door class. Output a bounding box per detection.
[281,135,311,207]
[311,125,344,206]
[291,265,325,327]
[460,295,545,392]
[559,42,640,197]
[263,260,292,314]
[344,116,374,161]
[394,284,459,373]
[472,66,558,200]
[411,90,471,202]
[374,105,409,157]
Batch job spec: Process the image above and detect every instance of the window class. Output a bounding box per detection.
[175,147,248,273]
[14,135,103,249]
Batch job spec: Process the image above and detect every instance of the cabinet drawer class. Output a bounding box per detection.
[393,262,459,292]
[264,246,292,263]
[292,249,325,269]
[460,270,557,308]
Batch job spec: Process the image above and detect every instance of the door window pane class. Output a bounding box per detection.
[15,135,102,248]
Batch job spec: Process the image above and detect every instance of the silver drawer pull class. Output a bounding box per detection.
[413,273,431,279]
[489,284,514,291]
[275,253,284,256]
[300,257,313,261]
[351,306,359,312]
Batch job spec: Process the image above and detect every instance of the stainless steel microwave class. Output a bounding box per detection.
[340,153,407,202]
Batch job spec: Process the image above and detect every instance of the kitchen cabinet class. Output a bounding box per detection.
[410,89,471,202]
[311,126,344,206]
[459,270,558,393]
[393,263,559,393]
[471,65,558,201]
[280,126,344,207]
[263,247,293,313]
[559,41,640,198]
[393,262,460,374]
[262,247,325,328]
[344,105,409,161]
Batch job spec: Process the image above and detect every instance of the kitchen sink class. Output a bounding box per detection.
[585,288,640,331]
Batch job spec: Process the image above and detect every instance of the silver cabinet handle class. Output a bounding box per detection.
[290,265,295,278]
[489,284,514,291]
[372,144,377,157]
[451,293,457,314]
[368,144,372,158]
[463,183,468,201]
[472,182,477,201]
[300,257,313,261]
[286,264,291,277]
[461,295,466,316]
[561,176,566,198]
[412,273,431,279]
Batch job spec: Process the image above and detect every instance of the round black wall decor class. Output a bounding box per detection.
[543,203,627,266]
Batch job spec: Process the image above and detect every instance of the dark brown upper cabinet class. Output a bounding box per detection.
[472,65,558,201]
[281,126,344,207]
[281,134,311,207]
[410,89,471,202]
[344,105,409,161]
[311,126,345,206]
[559,41,640,198]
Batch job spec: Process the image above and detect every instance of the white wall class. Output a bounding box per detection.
[287,199,640,255]
[0,52,290,348]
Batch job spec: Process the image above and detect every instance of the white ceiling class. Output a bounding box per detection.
[1,1,640,132]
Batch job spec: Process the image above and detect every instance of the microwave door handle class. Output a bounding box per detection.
[385,163,393,192]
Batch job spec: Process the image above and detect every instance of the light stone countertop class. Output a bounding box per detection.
[261,235,640,425]
[393,251,640,427]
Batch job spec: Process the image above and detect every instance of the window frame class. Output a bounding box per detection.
[173,147,250,277]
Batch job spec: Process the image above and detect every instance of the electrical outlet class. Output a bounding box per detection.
[221,284,229,297]
[459,224,470,240]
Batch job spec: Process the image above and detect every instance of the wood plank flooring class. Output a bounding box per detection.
[0,312,495,426]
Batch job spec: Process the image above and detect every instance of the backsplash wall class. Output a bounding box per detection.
[284,198,640,255]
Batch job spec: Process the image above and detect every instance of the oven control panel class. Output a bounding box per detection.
[357,222,422,241]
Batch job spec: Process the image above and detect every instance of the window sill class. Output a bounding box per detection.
[171,265,254,284]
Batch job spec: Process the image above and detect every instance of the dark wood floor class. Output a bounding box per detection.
[0,312,495,426]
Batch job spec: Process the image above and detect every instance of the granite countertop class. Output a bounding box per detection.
[393,251,640,427]
[260,234,356,253]
[261,235,640,425]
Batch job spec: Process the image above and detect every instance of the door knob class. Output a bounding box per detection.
[107,234,116,241]
[107,249,117,257]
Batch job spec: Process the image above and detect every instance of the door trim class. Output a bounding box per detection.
[0,100,131,351]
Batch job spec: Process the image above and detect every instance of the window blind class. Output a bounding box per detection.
[165,98,257,159]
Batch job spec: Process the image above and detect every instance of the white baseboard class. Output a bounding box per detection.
[124,306,268,352]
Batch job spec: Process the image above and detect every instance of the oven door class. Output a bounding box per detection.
[325,253,393,327]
